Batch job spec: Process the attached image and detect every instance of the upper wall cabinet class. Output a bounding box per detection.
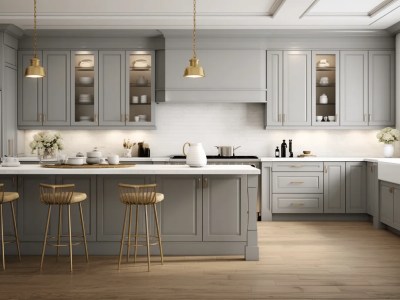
[266,50,311,126]
[160,49,266,102]
[18,50,71,127]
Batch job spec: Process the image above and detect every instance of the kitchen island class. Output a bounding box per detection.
[0,164,260,260]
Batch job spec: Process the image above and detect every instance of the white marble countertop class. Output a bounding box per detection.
[0,164,260,175]
[259,157,372,162]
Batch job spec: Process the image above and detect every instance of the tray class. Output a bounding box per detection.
[42,164,134,169]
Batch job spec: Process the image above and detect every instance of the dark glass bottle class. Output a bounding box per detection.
[138,142,145,157]
[289,139,293,157]
[280,140,287,157]
[275,147,280,158]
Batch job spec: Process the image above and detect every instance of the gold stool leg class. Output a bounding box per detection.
[153,204,164,265]
[126,204,132,262]
[1,204,5,270]
[40,205,52,271]
[67,204,73,272]
[144,205,151,272]
[118,204,128,269]
[79,203,89,263]
[10,202,21,262]
[134,205,139,264]
[56,205,62,261]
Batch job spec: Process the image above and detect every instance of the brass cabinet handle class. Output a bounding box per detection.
[324,165,328,173]
[290,202,305,207]
[289,181,304,184]
[203,177,208,188]
[289,165,304,168]
[197,177,201,187]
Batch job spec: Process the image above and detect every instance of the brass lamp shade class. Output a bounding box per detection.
[184,57,205,78]
[25,57,45,78]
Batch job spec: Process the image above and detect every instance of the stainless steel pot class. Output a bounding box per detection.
[215,146,241,156]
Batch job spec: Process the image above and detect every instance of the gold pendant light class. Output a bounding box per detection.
[184,0,205,78]
[25,0,45,78]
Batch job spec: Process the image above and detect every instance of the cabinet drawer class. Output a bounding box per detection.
[272,162,323,172]
[272,194,323,213]
[272,172,323,193]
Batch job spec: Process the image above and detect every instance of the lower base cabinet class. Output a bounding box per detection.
[380,181,400,231]
[324,162,346,213]
[272,193,323,213]
[366,162,378,217]
[346,162,367,213]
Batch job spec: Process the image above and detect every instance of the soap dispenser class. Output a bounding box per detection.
[280,140,287,158]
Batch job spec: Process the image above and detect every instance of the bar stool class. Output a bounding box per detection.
[39,184,89,272]
[0,183,21,270]
[118,183,164,271]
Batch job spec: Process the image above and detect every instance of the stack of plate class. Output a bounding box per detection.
[79,116,91,122]
[78,94,91,103]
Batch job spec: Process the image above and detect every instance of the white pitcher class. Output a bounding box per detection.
[182,142,207,167]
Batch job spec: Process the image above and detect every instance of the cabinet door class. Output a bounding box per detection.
[42,51,71,126]
[18,175,55,241]
[17,51,43,126]
[366,162,378,216]
[266,51,283,126]
[282,51,311,126]
[203,175,247,241]
[393,187,400,231]
[0,176,18,238]
[324,162,345,213]
[97,175,147,241]
[2,66,17,156]
[156,175,202,241]
[56,176,96,242]
[345,162,366,213]
[99,51,126,126]
[380,183,394,226]
[368,51,395,126]
[340,51,368,126]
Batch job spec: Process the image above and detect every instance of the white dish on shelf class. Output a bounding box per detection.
[79,116,91,121]
[78,76,94,85]
[132,59,150,70]
[79,59,94,68]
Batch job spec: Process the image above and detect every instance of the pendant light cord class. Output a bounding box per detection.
[192,0,197,59]
[33,0,38,59]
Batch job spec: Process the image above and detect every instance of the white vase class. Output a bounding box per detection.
[383,143,394,158]
[123,148,132,157]
[182,142,207,167]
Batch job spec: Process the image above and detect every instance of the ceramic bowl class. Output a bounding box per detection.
[328,115,336,122]
[86,157,100,164]
[79,59,93,68]
[87,149,102,158]
[316,116,323,122]
[79,116,91,121]
[78,76,94,85]
[67,157,85,165]
[303,150,311,155]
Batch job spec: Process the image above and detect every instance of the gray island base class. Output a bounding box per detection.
[0,165,260,261]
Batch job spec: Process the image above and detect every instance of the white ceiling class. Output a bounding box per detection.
[0,0,399,32]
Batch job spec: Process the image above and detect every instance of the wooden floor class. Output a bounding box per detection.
[1,221,400,299]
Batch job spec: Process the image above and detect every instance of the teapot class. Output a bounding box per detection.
[182,142,207,167]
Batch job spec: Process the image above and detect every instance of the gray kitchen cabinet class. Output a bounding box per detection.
[18,50,71,127]
[340,51,368,126]
[366,162,378,217]
[162,49,266,102]
[203,175,248,241]
[272,194,323,213]
[56,175,97,242]
[0,176,18,237]
[323,162,345,213]
[272,172,323,194]
[345,162,367,213]
[267,50,311,126]
[96,175,149,241]
[17,175,55,241]
[266,51,283,126]
[368,51,395,126]
[156,175,202,241]
[99,51,126,126]
[380,182,400,231]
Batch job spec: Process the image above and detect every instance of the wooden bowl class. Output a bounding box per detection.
[303,151,311,155]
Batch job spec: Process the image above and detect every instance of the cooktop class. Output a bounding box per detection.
[170,155,258,159]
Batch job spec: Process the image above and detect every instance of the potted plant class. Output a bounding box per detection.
[376,127,400,158]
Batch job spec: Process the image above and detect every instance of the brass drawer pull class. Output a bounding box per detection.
[289,181,304,184]
[290,203,305,207]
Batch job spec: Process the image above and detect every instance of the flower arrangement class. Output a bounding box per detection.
[123,139,135,149]
[376,127,400,144]
[29,131,64,156]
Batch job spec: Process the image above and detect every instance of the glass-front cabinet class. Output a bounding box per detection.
[71,51,98,126]
[312,51,339,126]
[126,51,155,126]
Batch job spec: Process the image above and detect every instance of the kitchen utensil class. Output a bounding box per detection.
[182,142,207,167]
[303,150,311,154]
[107,155,120,165]
[67,157,85,165]
[87,148,102,158]
[86,157,100,164]
[79,59,93,68]
[78,76,93,85]
[319,94,328,104]
[140,95,147,103]
[132,59,150,69]
[215,146,241,157]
